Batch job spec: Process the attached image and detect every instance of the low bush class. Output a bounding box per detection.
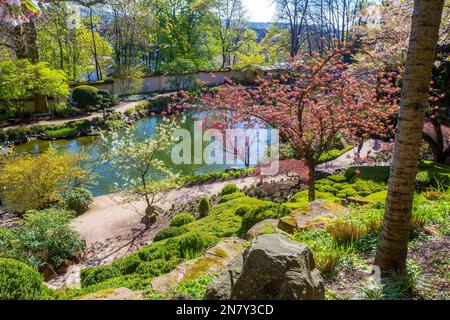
[0,209,85,270]
[234,205,251,217]
[72,85,100,109]
[0,258,51,300]
[198,197,210,218]
[53,103,80,117]
[154,227,185,242]
[178,233,214,260]
[174,274,217,300]
[170,213,195,227]
[220,184,239,196]
[112,254,142,275]
[135,258,178,278]
[218,192,246,203]
[64,187,94,215]
[81,266,122,288]
[239,203,291,235]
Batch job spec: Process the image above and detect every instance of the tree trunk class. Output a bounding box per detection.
[307,163,316,202]
[375,0,444,275]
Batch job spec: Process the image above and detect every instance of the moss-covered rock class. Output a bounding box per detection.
[278,200,348,234]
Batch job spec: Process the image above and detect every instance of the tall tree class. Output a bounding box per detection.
[375,0,445,274]
[275,0,310,57]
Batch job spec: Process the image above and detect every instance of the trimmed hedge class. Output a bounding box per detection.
[218,192,246,203]
[239,204,291,235]
[220,184,239,196]
[72,85,100,109]
[64,187,94,215]
[0,258,49,300]
[81,266,121,288]
[154,226,185,242]
[170,213,195,227]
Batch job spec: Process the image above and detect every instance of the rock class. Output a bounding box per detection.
[39,263,58,281]
[278,200,348,234]
[345,197,369,206]
[230,234,325,300]
[151,237,246,294]
[79,287,144,300]
[204,253,244,300]
[244,219,289,241]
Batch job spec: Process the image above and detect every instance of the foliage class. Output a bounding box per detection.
[154,227,186,242]
[178,233,214,260]
[72,85,100,110]
[0,258,50,300]
[81,266,122,288]
[0,147,88,212]
[239,203,291,235]
[175,274,217,300]
[0,208,85,269]
[53,103,80,118]
[170,213,195,227]
[220,183,239,196]
[218,192,246,203]
[198,197,210,218]
[234,205,251,217]
[0,59,68,115]
[64,187,94,215]
[43,126,78,139]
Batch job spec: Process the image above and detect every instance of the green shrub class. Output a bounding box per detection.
[178,233,214,260]
[2,209,85,269]
[239,204,291,235]
[218,192,246,203]
[112,254,141,275]
[72,85,100,109]
[154,227,185,242]
[316,184,338,194]
[53,103,79,117]
[175,274,217,300]
[81,266,121,288]
[291,190,337,204]
[0,258,51,300]
[220,184,239,196]
[327,174,347,183]
[235,205,251,217]
[198,197,210,218]
[170,213,195,227]
[64,187,94,215]
[345,166,391,183]
[134,258,178,278]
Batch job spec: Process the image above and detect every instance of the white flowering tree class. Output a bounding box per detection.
[101,117,182,229]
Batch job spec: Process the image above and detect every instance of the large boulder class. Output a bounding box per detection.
[230,234,325,300]
[278,200,348,234]
[204,253,244,300]
[151,237,245,294]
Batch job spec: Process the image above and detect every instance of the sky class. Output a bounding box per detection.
[243,0,276,22]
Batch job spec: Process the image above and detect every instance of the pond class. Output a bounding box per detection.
[14,112,272,196]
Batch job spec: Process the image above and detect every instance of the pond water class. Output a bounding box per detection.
[14,112,271,196]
